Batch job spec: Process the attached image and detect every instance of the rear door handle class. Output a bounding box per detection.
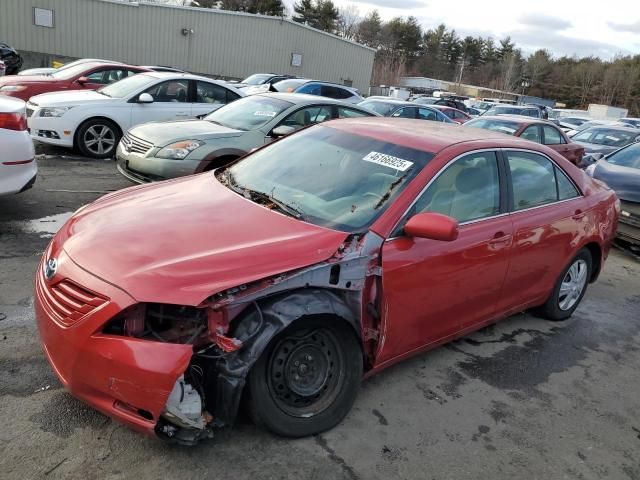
[572,209,585,220]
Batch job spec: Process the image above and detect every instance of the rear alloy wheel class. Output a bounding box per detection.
[247,317,362,437]
[539,249,592,321]
[77,119,120,159]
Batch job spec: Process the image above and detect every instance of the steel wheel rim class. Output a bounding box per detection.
[84,124,116,155]
[558,259,588,311]
[267,328,344,418]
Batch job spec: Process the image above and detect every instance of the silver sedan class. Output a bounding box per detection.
[116,93,378,183]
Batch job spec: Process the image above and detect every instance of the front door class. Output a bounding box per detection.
[130,79,192,129]
[376,150,513,366]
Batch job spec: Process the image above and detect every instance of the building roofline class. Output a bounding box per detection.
[100,0,376,53]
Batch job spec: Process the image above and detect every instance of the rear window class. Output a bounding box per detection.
[466,118,521,135]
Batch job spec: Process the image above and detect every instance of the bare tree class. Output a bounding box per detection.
[336,4,360,40]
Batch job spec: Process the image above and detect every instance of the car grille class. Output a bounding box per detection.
[39,276,108,327]
[620,201,640,228]
[121,133,154,155]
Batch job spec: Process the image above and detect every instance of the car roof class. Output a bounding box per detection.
[256,92,369,107]
[472,115,544,125]
[361,98,415,106]
[322,117,533,153]
[139,71,223,82]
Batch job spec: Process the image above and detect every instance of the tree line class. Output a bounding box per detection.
[187,0,639,114]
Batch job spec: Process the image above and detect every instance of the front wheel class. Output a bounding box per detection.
[538,249,592,321]
[76,118,121,159]
[246,317,362,437]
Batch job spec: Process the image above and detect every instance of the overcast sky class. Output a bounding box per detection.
[283,0,640,59]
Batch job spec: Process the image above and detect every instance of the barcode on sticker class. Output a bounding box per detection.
[363,152,413,171]
[254,111,277,117]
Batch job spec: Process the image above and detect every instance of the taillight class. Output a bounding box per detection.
[0,112,27,131]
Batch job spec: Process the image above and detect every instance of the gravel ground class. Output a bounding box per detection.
[1,150,639,480]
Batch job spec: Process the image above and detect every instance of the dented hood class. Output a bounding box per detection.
[60,173,348,305]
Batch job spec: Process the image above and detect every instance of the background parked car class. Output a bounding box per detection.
[0,42,22,75]
[116,92,377,183]
[585,142,640,248]
[18,58,121,76]
[412,96,468,113]
[28,72,244,158]
[557,116,590,132]
[465,115,585,164]
[272,78,363,104]
[0,62,151,101]
[0,96,36,195]
[619,118,640,129]
[481,105,543,118]
[357,98,455,123]
[431,105,472,123]
[234,73,296,94]
[571,125,640,158]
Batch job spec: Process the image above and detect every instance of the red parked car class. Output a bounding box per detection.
[35,119,618,444]
[431,104,472,123]
[0,62,150,101]
[466,115,585,165]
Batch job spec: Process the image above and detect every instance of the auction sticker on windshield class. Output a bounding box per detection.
[363,152,414,171]
[254,111,277,117]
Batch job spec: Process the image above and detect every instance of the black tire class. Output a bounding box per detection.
[538,249,592,321]
[247,317,362,438]
[76,118,121,159]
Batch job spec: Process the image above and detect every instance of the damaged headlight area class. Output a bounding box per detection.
[102,301,263,445]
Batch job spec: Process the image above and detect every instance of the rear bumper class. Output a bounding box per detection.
[35,246,193,436]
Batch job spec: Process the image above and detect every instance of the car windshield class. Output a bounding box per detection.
[242,74,274,85]
[573,128,637,147]
[272,79,307,92]
[50,63,101,79]
[204,95,292,131]
[465,118,521,135]
[96,74,155,98]
[606,143,640,169]
[358,100,401,116]
[217,125,434,232]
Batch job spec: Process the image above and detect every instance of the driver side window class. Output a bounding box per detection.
[411,151,501,224]
[279,106,333,131]
[144,80,189,103]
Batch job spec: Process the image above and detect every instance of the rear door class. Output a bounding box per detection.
[497,149,587,314]
[377,150,512,365]
[129,79,191,128]
[542,124,582,164]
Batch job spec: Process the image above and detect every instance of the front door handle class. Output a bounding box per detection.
[572,209,585,220]
[488,231,512,245]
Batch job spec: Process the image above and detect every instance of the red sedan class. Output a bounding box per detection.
[35,119,618,444]
[0,62,150,101]
[431,104,472,123]
[466,115,585,165]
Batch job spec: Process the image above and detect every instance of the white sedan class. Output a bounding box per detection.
[0,96,36,195]
[27,72,244,158]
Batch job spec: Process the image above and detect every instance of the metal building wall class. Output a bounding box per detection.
[0,0,375,92]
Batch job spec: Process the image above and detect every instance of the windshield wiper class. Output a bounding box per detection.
[220,170,305,220]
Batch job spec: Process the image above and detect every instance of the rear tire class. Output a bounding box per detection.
[76,118,121,159]
[538,249,592,321]
[247,317,362,438]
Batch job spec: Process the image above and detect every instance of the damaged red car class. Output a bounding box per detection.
[35,119,619,444]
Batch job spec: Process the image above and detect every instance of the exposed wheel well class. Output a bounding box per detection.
[73,117,122,148]
[583,242,602,282]
[203,155,239,171]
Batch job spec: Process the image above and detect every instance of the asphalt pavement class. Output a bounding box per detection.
[1,149,639,480]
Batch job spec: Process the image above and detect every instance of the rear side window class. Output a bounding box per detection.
[392,107,417,119]
[520,125,541,143]
[297,83,322,95]
[196,81,232,104]
[507,151,578,210]
[543,125,563,145]
[321,85,352,99]
[418,108,438,121]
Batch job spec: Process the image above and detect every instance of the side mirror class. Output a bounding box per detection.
[271,125,296,138]
[404,212,459,241]
[137,93,154,103]
[77,76,89,85]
